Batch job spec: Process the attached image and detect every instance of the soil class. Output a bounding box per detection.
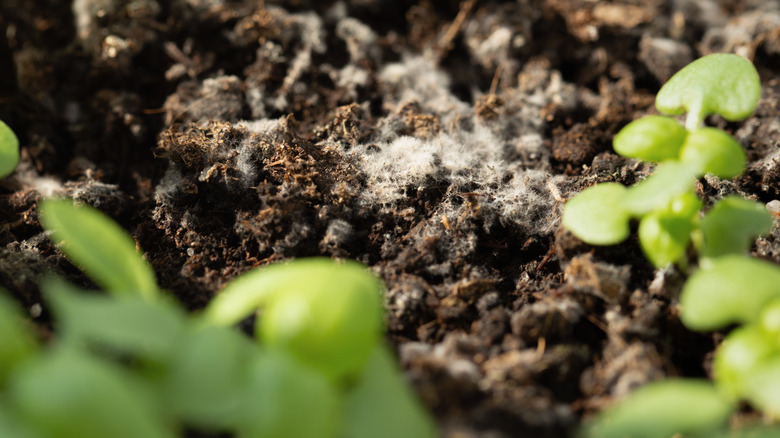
[2,0,780,437]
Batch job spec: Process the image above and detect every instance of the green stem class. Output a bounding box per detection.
[685,100,704,131]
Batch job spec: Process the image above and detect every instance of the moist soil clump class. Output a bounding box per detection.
[3,1,780,437]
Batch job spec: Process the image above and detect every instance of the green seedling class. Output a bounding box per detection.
[203,257,384,381]
[0,120,19,178]
[39,198,159,300]
[579,379,733,438]
[656,53,761,131]
[564,54,763,271]
[575,54,780,436]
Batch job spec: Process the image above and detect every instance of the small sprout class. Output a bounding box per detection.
[713,325,779,400]
[38,199,159,300]
[235,348,342,438]
[679,127,746,178]
[638,192,701,268]
[656,53,761,131]
[622,161,698,215]
[561,183,630,245]
[580,379,733,438]
[680,256,780,331]
[699,196,773,259]
[612,115,687,162]
[0,120,19,178]
[343,344,437,438]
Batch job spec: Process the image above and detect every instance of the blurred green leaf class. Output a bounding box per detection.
[680,256,780,331]
[235,348,342,438]
[580,379,733,438]
[699,196,772,259]
[713,325,780,399]
[343,343,436,438]
[205,258,384,381]
[0,293,37,385]
[9,347,175,438]
[161,325,254,430]
[0,120,19,178]
[743,357,780,417]
[43,277,184,362]
[39,198,159,300]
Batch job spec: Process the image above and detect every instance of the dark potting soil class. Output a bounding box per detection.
[2,0,780,436]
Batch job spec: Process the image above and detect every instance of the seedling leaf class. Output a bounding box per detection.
[562,183,631,245]
[656,53,761,131]
[343,343,437,438]
[0,120,19,178]
[613,115,687,162]
[579,379,733,438]
[680,256,780,331]
[679,127,746,178]
[38,198,159,300]
[623,161,698,215]
[699,196,772,258]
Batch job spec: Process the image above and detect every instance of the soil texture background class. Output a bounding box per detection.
[2,0,780,436]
